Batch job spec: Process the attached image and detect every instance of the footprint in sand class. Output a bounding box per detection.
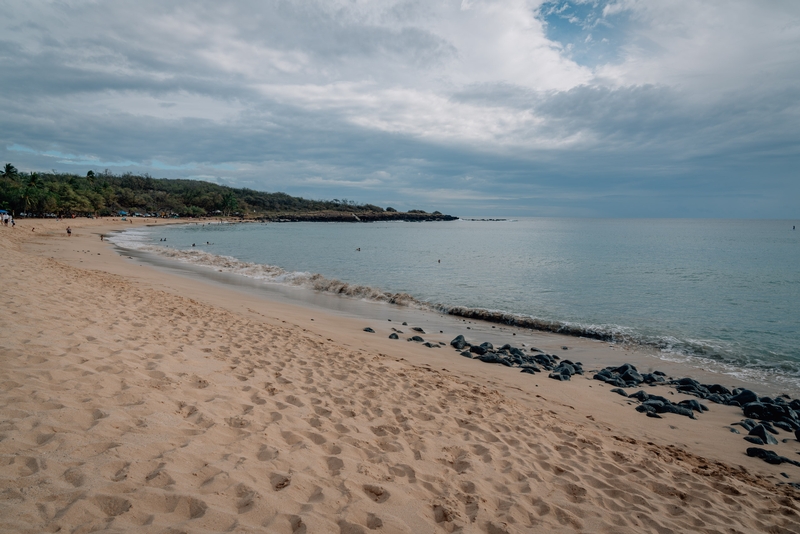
[362,484,390,503]
[327,456,344,475]
[270,472,291,491]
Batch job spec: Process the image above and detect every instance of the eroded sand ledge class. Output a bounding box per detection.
[1,219,799,533]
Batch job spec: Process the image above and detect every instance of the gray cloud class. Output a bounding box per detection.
[0,0,798,217]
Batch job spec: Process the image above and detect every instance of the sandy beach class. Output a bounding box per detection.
[1,218,799,534]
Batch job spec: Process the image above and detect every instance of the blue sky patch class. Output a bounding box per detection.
[537,1,630,67]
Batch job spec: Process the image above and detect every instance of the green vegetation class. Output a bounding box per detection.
[0,165,392,218]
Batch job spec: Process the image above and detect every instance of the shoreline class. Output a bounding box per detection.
[2,218,799,533]
[113,221,800,398]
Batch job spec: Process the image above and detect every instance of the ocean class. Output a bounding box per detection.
[110,218,800,391]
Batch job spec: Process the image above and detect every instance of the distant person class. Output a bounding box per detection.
[11,217,15,228]
[66,226,72,236]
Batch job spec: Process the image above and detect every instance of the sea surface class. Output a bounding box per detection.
[110,218,800,391]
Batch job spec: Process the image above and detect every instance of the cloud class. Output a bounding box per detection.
[0,0,798,217]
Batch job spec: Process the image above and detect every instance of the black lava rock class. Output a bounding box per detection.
[408,335,425,342]
[746,447,800,467]
[469,344,487,356]
[411,327,425,333]
[730,389,759,406]
[388,333,399,339]
[749,424,779,445]
[363,327,375,333]
[450,335,468,350]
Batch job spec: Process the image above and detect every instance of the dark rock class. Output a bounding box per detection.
[613,363,638,375]
[411,327,425,333]
[762,422,779,435]
[520,367,538,375]
[469,344,487,356]
[628,391,650,402]
[705,384,731,396]
[402,322,408,325]
[520,363,540,373]
[509,348,525,359]
[643,400,665,411]
[730,389,759,406]
[636,404,655,414]
[549,370,571,381]
[642,373,666,384]
[529,347,543,353]
[479,342,494,350]
[388,333,399,340]
[705,394,729,405]
[363,327,375,333]
[749,425,779,445]
[674,377,698,387]
[662,404,696,418]
[610,388,628,396]
[729,427,740,434]
[423,342,439,348]
[773,421,795,432]
[478,353,511,366]
[593,369,613,381]
[409,336,425,342]
[746,447,800,467]
[742,402,791,421]
[678,399,708,413]
[460,351,473,358]
[450,335,468,350]
[744,436,766,445]
[646,412,663,418]
[676,384,707,397]
[733,419,758,432]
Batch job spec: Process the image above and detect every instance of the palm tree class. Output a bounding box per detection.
[1,163,18,177]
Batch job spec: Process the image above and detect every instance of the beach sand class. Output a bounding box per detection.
[1,218,799,533]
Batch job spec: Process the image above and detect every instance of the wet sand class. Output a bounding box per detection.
[1,218,799,533]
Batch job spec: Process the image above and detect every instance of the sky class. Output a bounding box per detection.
[1,0,799,217]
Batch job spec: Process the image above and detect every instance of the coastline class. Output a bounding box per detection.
[2,218,799,533]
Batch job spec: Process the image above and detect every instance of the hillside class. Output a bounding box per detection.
[0,165,455,220]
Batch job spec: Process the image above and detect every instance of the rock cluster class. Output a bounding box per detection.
[593,363,667,388]
[449,335,583,381]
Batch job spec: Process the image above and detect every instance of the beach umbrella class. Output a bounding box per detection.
[0,209,7,214]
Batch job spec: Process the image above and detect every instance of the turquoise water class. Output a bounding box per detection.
[113,218,800,388]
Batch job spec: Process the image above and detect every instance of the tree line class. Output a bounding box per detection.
[0,164,394,217]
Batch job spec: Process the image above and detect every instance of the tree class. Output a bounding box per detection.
[2,163,18,177]
[222,191,239,216]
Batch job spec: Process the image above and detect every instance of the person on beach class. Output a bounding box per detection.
[66,226,72,237]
